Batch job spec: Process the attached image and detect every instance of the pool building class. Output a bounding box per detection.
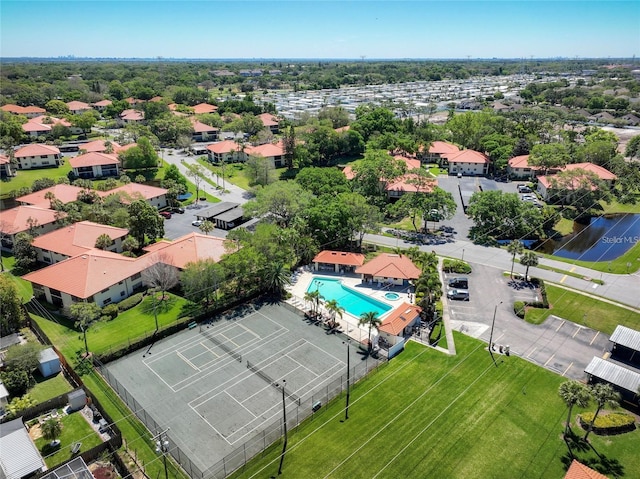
[355,253,421,286]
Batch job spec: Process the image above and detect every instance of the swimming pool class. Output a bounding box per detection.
[385,292,400,301]
[307,277,392,318]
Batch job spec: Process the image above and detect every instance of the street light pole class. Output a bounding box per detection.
[488,302,502,367]
[153,428,170,479]
[277,380,288,475]
[344,340,351,421]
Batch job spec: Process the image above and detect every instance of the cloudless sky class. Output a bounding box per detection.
[1,1,638,59]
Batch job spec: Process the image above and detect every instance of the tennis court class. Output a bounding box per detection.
[104,302,370,474]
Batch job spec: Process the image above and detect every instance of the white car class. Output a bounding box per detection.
[192,220,202,227]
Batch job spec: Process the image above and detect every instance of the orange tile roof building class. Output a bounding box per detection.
[564,460,609,479]
[0,154,15,178]
[0,205,66,251]
[207,140,244,163]
[506,154,541,180]
[98,183,168,209]
[191,119,219,142]
[536,162,617,201]
[444,149,489,176]
[0,104,46,118]
[312,250,365,273]
[31,221,128,264]
[142,233,227,268]
[245,141,285,167]
[258,113,279,133]
[16,184,86,208]
[14,144,62,170]
[420,141,460,165]
[23,249,147,308]
[379,303,422,336]
[355,253,421,286]
[66,101,92,114]
[192,103,218,114]
[69,152,120,179]
[80,139,122,153]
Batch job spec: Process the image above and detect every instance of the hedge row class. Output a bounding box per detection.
[512,278,549,318]
[443,259,472,274]
[579,412,637,435]
[117,292,144,312]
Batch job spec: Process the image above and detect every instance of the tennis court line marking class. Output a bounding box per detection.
[227,391,258,419]
[219,332,239,348]
[176,351,200,371]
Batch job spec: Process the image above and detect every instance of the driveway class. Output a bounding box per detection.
[162,201,229,240]
[444,263,611,380]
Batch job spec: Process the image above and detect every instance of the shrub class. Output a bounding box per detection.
[117,293,144,312]
[513,301,526,318]
[0,369,31,396]
[579,412,636,435]
[102,304,119,320]
[443,259,472,274]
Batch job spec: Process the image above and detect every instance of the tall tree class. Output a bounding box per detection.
[181,259,224,305]
[243,181,313,228]
[520,251,539,280]
[41,417,63,446]
[283,125,296,169]
[127,199,164,246]
[261,261,291,296]
[507,240,524,278]
[244,155,275,187]
[358,311,382,352]
[558,380,591,438]
[324,299,344,327]
[186,164,206,202]
[584,383,620,440]
[70,302,102,357]
[94,233,113,250]
[528,143,570,174]
[198,220,215,235]
[13,232,36,271]
[0,276,25,335]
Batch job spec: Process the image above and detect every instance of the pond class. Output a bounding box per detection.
[537,213,640,262]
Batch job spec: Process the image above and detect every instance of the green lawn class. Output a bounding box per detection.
[524,284,640,335]
[28,372,74,404]
[1,163,73,198]
[34,411,103,468]
[230,335,640,479]
[600,198,640,215]
[31,293,194,359]
[2,253,34,301]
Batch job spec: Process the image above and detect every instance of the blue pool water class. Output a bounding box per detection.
[385,292,400,301]
[307,277,392,318]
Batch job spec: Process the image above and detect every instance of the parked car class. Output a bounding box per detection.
[448,277,468,289]
[172,207,185,214]
[517,185,532,193]
[159,211,172,219]
[447,289,469,301]
[192,220,202,227]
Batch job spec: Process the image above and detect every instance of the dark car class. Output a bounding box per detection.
[172,207,185,214]
[159,211,172,219]
[448,277,468,289]
[447,289,469,301]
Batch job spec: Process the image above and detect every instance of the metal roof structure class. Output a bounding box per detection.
[39,457,93,479]
[0,418,45,479]
[196,202,239,220]
[610,325,640,352]
[584,356,640,393]
[214,207,243,223]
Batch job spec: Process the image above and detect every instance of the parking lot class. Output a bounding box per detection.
[443,263,610,380]
[162,201,229,240]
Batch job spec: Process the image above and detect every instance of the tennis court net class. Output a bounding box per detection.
[202,331,242,362]
[246,360,301,405]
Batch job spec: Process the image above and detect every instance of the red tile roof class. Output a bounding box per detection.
[444,149,489,164]
[379,303,422,335]
[69,152,119,168]
[342,165,356,180]
[355,253,421,280]
[22,249,146,299]
[66,101,91,111]
[0,154,9,165]
[258,113,279,127]
[22,106,47,114]
[192,103,218,114]
[0,205,65,235]
[206,140,240,154]
[93,99,112,107]
[393,155,421,171]
[1,104,45,115]
[564,460,609,479]
[142,232,227,269]
[428,141,460,155]
[335,125,350,133]
[119,109,144,121]
[98,183,167,203]
[312,250,365,267]
[31,221,128,257]
[508,155,532,169]
[14,144,60,158]
[16,184,85,208]
[245,142,284,158]
[81,140,122,153]
[191,119,219,133]
[386,173,436,194]
[564,162,616,180]
[22,122,51,133]
[29,115,72,127]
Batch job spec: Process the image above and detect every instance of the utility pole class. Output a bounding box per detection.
[152,428,170,479]
[277,380,288,475]
[344,340,351,421]
[488,302,502,367]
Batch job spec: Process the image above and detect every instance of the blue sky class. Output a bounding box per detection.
[1,1,638,59]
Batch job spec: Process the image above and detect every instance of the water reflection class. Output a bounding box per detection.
[537,213,640,261]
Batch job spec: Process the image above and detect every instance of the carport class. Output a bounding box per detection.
[584,356,640,405]
[609,325,640,367]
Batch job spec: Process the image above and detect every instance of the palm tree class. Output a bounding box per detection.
[262,262,291,295]
[584,383,620,440]
[507,240,524,278]
[199,220,215,236]
[520,251,539,281]
[325,299,344,327]
[304,290,322,318]
[41,417,62,446]
[358,311,382,352]
[558,380,591,437]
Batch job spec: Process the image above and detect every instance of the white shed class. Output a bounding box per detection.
[38,347,61,378]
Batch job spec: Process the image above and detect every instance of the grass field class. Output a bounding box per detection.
[30,293,193,359]
[0,163,73,197]
[230,335,640,479]
[34,411,103,468]
[28,372,73,404]
[2,254,34,301]
[524,285,640,335]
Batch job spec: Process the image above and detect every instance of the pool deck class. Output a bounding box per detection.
[285,268,413,345]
